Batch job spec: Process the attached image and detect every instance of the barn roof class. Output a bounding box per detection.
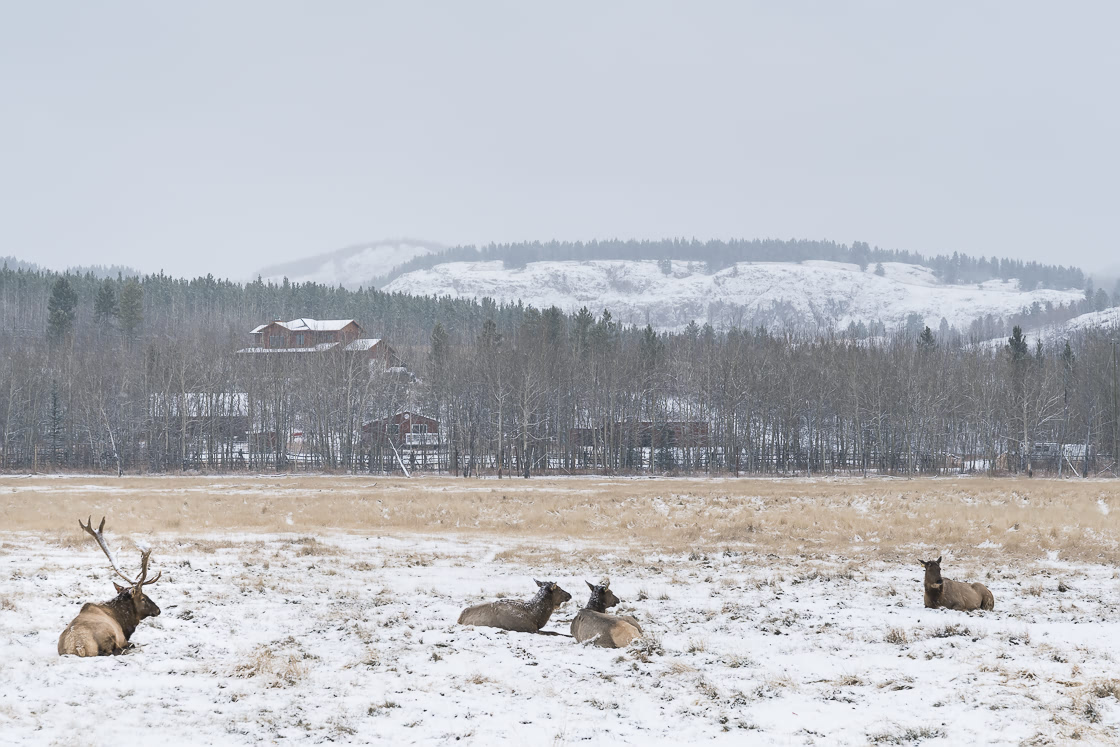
[344,338,382,351]
[251,318,359,333]
[236,342,340,354]
[283,318,357,332]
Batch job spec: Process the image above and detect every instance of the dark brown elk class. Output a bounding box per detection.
[58,517,163,657]
[457,579,571,633]
[570,578,643,648]
[920,556,994,612]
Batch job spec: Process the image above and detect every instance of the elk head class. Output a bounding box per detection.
[80,516,162,620]
[919,556,943,590]
[534,579,572,608]
[585,578,621,612]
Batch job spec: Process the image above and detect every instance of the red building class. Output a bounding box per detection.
[249,318,363,349]
[238,318,402,368]
[363,411,440,448]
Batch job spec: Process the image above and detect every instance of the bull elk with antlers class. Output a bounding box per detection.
[57,517,163,657]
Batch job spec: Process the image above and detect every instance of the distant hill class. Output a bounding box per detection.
[1,256,41,272]
[983,306,1120,348]
[384,258,1086,333]
[254,240,445,289]
[0,255,139,278]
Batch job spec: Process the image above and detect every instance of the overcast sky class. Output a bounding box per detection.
[2,2,1117,279]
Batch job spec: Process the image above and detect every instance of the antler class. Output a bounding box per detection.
[78,516,139,586]
[137,548,161,587]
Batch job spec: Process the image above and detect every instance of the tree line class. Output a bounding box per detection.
[2,265,1117,477]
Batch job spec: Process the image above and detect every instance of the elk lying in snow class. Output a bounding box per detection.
[570,579,643,648]
[58,517,162,657]
[457,579,571,633]
[920,556,994,612]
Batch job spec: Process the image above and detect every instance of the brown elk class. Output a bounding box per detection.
[57,517,163,657]
[919,556,994,612]
[457,579,571,633]
[570,578,643,648]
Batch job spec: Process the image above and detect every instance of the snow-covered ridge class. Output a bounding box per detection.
[990,306,1120,347]
[254,240,444,289]
[384,259,1085,332]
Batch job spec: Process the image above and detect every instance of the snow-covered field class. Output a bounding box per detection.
[383,259,1084,332]
[3,527,1120,745]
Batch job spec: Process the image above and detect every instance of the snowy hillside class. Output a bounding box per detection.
[254,240,444,289]
[384,259,1085,332]
[999,307,1120,346]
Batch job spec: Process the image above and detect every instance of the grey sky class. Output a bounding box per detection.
[2,2,1117,279]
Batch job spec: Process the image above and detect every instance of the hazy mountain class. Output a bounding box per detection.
[254,239,445,289]
[0,256,139,278]
[0,255,39,272]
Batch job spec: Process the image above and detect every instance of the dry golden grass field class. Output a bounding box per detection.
[3,474,1118,563]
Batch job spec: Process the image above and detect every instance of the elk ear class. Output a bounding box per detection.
[534,578,544,587]
[936,555,942,564]
[918,559,927,567]
[113,582,127,593]
[600,577,610,588]
[586,580,595,590]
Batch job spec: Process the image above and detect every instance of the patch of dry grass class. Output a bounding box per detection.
[2,475,1118,561]
[231,643,308,688]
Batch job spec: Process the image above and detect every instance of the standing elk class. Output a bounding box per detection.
[919,556,994,612]
[457,579,572,633]
[570,578,643,648]
[57,517,163,657]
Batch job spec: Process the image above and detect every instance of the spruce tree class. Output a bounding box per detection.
[1007,325,1029,361]
[47,276,78,341]
[118,279,144,339]
[94,278,117,323]
[918,326,935,351]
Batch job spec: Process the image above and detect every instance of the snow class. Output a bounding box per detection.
[383,259,1085,332]
[3,532,1119,744]
[343,338,382,351]
[1011,306,1120,345]
[255,242,443,290]
[281,318,357,332]
[236,343,340,354]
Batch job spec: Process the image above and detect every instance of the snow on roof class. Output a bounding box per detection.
[250,318,359,333]
[237,343,340,354]
[284,318,357,332]
[344,338,382,351]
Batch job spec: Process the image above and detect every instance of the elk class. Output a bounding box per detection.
[919,556,994,612]
[457,579,571,633]
[570,578,643,648]
[58,517,163,657]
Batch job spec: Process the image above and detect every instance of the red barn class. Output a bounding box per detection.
[239,318,403,369]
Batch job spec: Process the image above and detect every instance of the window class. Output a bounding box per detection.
[295,333,305,347]
[411,424,428,434]
[269,334,283,348]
